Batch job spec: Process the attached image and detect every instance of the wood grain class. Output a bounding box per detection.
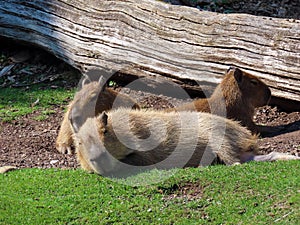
[0,0,299,102]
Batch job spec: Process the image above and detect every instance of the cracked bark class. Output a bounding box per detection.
[0,0,299,107]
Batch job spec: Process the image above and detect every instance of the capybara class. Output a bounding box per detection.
[71,108,299,176]
[168,67,271,134]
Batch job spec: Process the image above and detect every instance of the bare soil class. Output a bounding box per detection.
[0,1,299,170]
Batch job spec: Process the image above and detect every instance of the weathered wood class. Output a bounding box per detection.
[0,0,299,102]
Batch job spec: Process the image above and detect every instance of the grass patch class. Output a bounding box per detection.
[0,161,299,224]
[33,109,57,121]
[0,87,75,121]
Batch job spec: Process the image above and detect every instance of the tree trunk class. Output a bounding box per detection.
[0,0,299,104]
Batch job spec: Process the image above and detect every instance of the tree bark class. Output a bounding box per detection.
[0,0,299,103]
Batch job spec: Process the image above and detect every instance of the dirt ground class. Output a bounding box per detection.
[165,0,300,20]
[0,1,300,170]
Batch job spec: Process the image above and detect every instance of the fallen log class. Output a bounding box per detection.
[0,0,299,105]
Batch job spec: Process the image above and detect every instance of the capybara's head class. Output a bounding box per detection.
[69,80,104,133]
[70,76,139,133]
[74,114,130,175]
[226,67,271,108]
[96,112,134,160]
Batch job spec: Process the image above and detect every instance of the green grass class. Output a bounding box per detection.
[1,161,299,224]
[0,87,75,121]
[33,109,57,121]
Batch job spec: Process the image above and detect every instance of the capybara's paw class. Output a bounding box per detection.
[56,143,74,155]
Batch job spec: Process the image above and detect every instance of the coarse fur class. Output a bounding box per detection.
[72,108,258,176]
[168,67,271,134]
[56,79,139,154]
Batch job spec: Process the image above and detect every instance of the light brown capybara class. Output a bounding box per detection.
[71,108,299,176]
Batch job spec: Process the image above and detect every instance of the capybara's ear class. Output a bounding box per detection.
[83,69,108,89]
[232,67,243,84]
[227,65,236,73]
[69,106,84,133]
[98,75,106,92]
[81,74,91,87]
[98,112,108,126]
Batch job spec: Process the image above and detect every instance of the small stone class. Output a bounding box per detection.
[50,160,59,165]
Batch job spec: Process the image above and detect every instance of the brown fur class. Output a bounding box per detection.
[168,67,271,134]
[56,80,139,154]
[72,108,259,176]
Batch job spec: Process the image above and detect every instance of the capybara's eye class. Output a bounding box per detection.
[250,79,258,85]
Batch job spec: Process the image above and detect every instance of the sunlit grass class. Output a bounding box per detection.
[0,87,75,121]
[0,161,299,224]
